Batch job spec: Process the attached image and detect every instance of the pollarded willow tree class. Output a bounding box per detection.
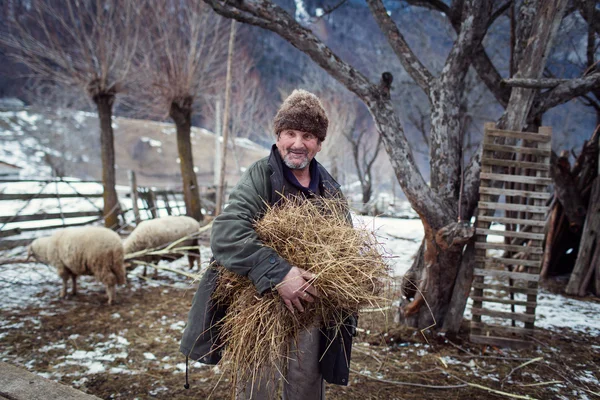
[2,0,142,229]
[135,0,229,221]
[203,0,600,332]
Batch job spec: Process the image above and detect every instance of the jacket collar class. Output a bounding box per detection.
[267,145,341,203]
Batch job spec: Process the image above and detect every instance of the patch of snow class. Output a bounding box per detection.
[140,136,162,147]
[169,321,185,331]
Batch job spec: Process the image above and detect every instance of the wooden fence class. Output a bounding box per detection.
[470,123,552,348]
[0,175,203,250]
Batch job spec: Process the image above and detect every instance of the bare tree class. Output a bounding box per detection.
[344,127,383,214]
[135,0,228,221]
[301,66,358,182]
[228,51,271,144]
[201,0,600,333]
[1,0,142,229]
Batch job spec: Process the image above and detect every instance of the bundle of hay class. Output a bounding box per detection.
[213,196,391,391]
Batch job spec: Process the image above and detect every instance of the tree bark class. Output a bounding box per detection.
[93,93,121,230]
[170,97,204,222]
[551,152,587,231]
[566,177,600,295]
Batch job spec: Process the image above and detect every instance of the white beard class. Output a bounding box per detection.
[283,153,309,170]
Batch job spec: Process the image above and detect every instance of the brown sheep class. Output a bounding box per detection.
[28,226,126,305]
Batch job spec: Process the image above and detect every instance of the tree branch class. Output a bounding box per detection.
[502,77,570,88]
[445,2,511,107]
[428,0,492,204]
[366,0,434,95]
[403,0,450,14]
[575,0,600,37]
[204,0,450,227]
[489,1,511,27]
[404,0,511,109]
[205,0,375,100]
[530,73,600,120]
[441,0,492,87]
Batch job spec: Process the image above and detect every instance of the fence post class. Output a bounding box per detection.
[129,170,141,225]
[163,192,172,215]
[147,188,158,219]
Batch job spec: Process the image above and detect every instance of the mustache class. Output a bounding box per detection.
[286,148,308,155]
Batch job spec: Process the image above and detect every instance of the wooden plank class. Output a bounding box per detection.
[469,334,533,349]
[485,129,552,142]
[471,308,536,323]
[11,218,102,233]
[479,186,551,200]
[0,193,103,201]
[470,296,537,307]
[475,242,544,254]
[0,228,21,238]
[474,267,540,281]
[482,143,552,156]
[470,322,535,336]
[0,238,34,250]
[0,211,102,224]
[476,228,545,240]
[478,201,548,213]
[472,282,539,295]
[479,172,553,185]
[481,157,550,170]
[0,179,102,184]
[476,215,546,227]
[475,257,541,268]
[472,122,498,333]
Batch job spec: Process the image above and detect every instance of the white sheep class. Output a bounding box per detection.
[123,215,203,272]
[28,226,126,305]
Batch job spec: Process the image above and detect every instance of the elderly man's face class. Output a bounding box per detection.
[276,129,322,170]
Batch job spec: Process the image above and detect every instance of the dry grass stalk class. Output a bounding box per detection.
[123,223,212,261]
[212,196,391,396]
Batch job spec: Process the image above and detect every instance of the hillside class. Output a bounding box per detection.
[0,106,269,189]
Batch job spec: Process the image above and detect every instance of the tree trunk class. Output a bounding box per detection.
[362,179,372,206]
[398,219,473,329]
[170,97,204,222]
[94,93,121,230]
[551,152,586,231]
[566,177,600,295]
[442,0,568,333]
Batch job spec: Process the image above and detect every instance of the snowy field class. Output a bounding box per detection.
[1,176,599,399]
[2,213,599,337]
[1,212,599,399]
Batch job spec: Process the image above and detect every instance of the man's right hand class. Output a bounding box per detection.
[276,266,318,314]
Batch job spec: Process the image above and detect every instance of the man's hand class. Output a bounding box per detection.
[276,266,318,314]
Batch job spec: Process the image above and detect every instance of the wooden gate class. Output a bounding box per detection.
[470,122,552,348]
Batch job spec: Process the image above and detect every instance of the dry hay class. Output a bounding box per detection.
[212,196,392,396]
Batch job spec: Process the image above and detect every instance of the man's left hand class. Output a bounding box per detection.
[276,266,318,314]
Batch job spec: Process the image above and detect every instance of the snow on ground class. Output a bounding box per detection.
[2,206,600,336]
[1,180,600,387]
[354,215,423,276]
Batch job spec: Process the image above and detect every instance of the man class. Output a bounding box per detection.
[180,89,354,399]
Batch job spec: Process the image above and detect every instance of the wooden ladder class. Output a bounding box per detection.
[470,122,552,349]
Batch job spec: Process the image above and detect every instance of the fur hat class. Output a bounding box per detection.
[273,89,328,141]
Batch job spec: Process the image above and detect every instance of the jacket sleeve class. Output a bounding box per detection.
[210,163,293,295]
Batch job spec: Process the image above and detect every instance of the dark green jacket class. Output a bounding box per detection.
[180,145,354,385]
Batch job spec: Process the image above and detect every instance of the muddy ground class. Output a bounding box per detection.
[1,262,599,400]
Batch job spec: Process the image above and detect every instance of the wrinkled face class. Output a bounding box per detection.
[276,129,322,170]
